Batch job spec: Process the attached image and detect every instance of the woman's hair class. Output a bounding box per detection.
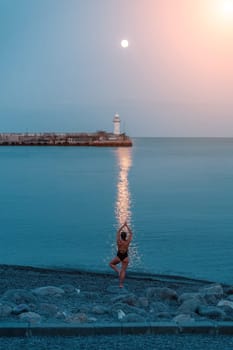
[120,231,127,241]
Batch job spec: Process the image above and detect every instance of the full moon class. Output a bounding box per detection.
[121,39,129,48]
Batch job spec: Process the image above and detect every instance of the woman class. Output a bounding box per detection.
[109,222,133,288]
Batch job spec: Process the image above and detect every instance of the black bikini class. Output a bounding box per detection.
[117,250,128,261]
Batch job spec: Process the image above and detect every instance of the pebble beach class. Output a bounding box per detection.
[1,265,233,349]
[1,265,233,325]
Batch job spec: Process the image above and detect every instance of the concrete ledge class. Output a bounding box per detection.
[30,324,96,337]
[176,321,218,335]
[121,322,151,335]
[150,322,179,335]
[1,322,233,337]
[217,322,233,335]
[0,323,29,337]
[94,322,122,336]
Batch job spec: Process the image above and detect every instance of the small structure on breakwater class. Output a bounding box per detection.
[0,114,132,147]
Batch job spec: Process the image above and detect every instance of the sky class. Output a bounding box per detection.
[0,0,233,137]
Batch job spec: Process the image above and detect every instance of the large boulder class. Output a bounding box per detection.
[66,313,88,323]
[59,284,77,295]
[12,304,30,315]
[150,302,169,314]
[173,314,195,324]
[156,312,172,320]
[38,303,59,317]
[217,300,233,320]
[218,299,233,309]
[158,288,178,301]
[92,305,109,315]
[225,286,233,295]
[0,304,12,317]
[199,284,224,305]
[146,287,158,299]
[138,297,149,308]
[111,302,147,320]
[146,287,178,301]
[122,313,146,323]
[197,305,226,320]
[1,289,37,305]
[32,286,64,297]
[199,284,224,298]
[227,295,233,302]
[110,293,138,306]
[177,298,203,314]
[178,293,205,304]
[19,312,41,324]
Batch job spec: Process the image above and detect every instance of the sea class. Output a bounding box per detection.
[1,138,233,284]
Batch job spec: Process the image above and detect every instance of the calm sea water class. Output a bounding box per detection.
[1,138,233,283]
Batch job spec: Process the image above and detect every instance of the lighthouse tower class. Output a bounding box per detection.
[113,113,121,135]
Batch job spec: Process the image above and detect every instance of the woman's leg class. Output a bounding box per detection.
[109,257,121,274]
[119,257,129,287]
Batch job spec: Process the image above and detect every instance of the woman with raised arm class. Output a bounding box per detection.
[109,222,133,288]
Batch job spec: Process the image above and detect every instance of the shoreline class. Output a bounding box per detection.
[1,264,233,330]
[0,263,217,286]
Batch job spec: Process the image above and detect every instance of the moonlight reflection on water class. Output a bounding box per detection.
[114,147,142,269]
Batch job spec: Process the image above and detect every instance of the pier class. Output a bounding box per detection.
[0,132,132,147]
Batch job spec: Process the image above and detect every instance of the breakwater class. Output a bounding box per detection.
[0,132,132,147]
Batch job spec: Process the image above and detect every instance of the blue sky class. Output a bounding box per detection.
[1,0,233,136]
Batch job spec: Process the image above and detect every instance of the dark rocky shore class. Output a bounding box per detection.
[1,265,233,326]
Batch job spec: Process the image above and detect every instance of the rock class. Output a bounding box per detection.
[138,297,149,308]
[92,305,109,315]
[66,313,88,323]
[158,288,178,301]
[217,300,233,320]
[0,304,12,317]
[19,312,41,324]
[12,304,30,315]
[55,311,67,320]
[111,293,137,306]
[117,309,126,320]
[123,313,146,323]
[38,303,59,317]
[59,285,77,295]
[2,289,37,304]
[225,286,233,295]
[199,284,224,298]
[77,305,90,314]
[156,312,172,320]
[218,299,233,309]
[227,295,233,302]
[32,286,64,297]
[204,295,221,305]
[150,302,169,314]
[178,299,203,314]
[146,287,158,299]
[146,287,178,301]
[219,305,233,320]
[173,314,195,324]
[178,293,204,304]
[111,302,147,319]
[199,285,224,305]
[197,306,226,320]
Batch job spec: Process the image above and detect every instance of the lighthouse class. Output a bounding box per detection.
[113,113,121,135]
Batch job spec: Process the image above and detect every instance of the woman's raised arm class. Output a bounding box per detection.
[116,222,127,241]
